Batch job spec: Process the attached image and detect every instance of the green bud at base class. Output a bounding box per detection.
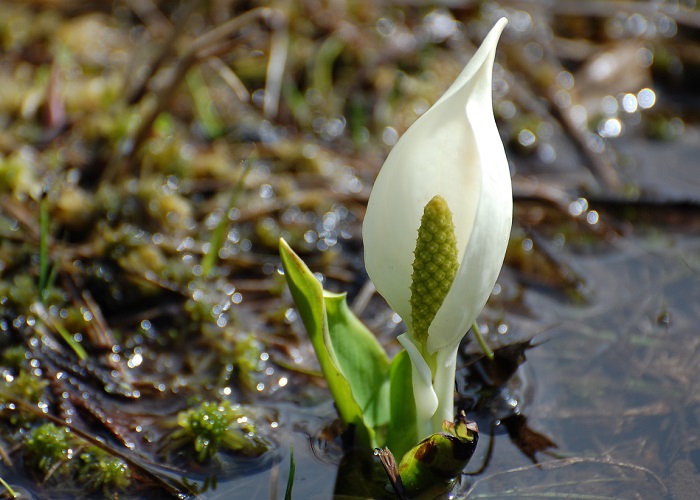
[375,412,479,497]
[397,413,478,494]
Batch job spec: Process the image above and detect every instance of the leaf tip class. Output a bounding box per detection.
[279,236,290,253]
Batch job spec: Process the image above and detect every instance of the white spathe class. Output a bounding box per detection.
[363,17,511,353]
[363,18,512,436]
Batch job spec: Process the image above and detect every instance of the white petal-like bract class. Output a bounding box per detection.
[363,17,512,354]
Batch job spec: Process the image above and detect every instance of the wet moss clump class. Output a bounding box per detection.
[167,400,271,463]
[78,446,132,494]
[22,423,132,494]
[24,423,73,478]
[0,369,49,429]
[2,370,48,404]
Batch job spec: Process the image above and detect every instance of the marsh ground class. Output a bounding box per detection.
[0,1,698,498]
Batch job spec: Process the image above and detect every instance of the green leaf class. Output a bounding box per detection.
[386,350,417,459]
[279,238,390,447]
[324,292,390,443]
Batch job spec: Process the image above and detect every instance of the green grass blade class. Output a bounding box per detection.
[39,192,50,302]
[284,445,295,500]
[52,318,89,361]
[0,476,17,499]
[186,68,224,138]
[201,159,252,277]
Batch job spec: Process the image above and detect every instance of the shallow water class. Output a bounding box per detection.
[459,209,700,498]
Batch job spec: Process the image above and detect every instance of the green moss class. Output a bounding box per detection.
[78,446,131,493]
[1,345,29,370]
[6,274,37,308]
[0,151,39,197]
[170,400,270,463]
[233,333,265,393]
[24,423,72,477]
[0,370,49,428]
[22,424,131,493]
[4,370,48,403]
[410,195,459,345]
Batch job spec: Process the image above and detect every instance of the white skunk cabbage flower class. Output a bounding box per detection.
[362,18,512,438]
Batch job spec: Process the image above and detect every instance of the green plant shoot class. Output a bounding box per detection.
[279,238,390,448]
[278,17,512,496]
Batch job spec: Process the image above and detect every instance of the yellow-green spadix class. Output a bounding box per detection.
[362,18,512,438]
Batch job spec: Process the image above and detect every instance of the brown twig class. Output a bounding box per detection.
[374,447,409,499]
